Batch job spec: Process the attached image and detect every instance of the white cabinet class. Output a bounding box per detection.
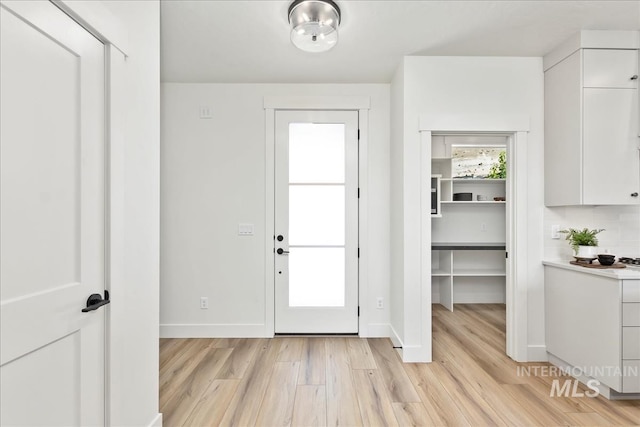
[544,264,640,394]
[544,48,639,206]
[583,88,639,204]
[583,49,638,88]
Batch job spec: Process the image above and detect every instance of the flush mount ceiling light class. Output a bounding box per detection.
[288,0,341,53]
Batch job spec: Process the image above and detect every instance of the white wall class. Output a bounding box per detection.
[391,56,546,360]
[101,2,161,426]
[545,206,640,259]
[161,83,390,337]
[390,62,405,346]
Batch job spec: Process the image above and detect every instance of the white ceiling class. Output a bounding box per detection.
[160,0,640,83]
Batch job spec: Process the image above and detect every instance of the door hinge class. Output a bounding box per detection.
[358,248,360,258]
[358,306,360,317]
[357,188,360,198]
[357,129,360,140]
[506,252,508,259]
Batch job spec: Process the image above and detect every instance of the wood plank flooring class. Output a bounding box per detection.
[160,304,640,426]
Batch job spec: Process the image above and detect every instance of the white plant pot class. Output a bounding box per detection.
[576,246,598,258]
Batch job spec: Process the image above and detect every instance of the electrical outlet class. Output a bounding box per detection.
[200,297,208,309]
[376,297,384,309]
[480,223,487,232]
[199,106,212,119]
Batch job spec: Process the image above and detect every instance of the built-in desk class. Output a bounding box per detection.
[432,242,506,251]
[431,242,507,311]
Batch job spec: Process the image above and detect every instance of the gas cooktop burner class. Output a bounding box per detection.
[619,257,640,266]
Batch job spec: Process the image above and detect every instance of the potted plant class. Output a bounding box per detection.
[559,228,604,258]
[487,151,506,179]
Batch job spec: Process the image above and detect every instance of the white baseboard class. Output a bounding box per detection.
[527,344,548,362]
[389,324,403,348]
[160,323,267,338]
[147,413,162,427]
[431,290,440,304]
[365,323,391,338]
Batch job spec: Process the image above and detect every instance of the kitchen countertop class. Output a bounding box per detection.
[543,259,640,280]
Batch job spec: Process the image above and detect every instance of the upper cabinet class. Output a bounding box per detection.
[583,49,638,88]
[544,31,640,206]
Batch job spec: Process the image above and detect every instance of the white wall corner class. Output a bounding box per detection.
[389,324,403,348]
[527,345,548,362]
[147,413,162,427]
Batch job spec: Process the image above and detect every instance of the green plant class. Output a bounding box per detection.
[559,228,604,254]
[487,151,506,179]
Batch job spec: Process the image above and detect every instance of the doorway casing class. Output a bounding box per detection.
[264,96,370,337]
[419,114,530,363]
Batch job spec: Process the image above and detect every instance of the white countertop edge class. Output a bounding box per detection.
[543,259,640,280]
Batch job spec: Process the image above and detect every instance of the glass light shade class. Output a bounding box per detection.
[288,0,341,53]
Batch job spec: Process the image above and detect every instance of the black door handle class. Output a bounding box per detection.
[82,291,110,312]
[276,248,289,255]
[632,192,639,197]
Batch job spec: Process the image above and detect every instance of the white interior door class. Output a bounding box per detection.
[274,110,358,334]
[0,1,106,425]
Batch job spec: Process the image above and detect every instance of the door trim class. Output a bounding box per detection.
[418,114,531,363]
[264,96,371,337]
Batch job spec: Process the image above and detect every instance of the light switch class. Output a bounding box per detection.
[551,225,561,239]
[238,223,254,236]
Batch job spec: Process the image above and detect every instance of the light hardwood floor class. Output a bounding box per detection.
[160,304,640,426]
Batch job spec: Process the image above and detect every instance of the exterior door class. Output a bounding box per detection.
[274,110,358,333]
[0,1,106,425]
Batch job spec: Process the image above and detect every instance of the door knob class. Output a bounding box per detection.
[82,290,110,312]
[277,235,284,241]
[276,248,289,255]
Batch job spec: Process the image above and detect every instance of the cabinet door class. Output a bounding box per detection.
[583,49,638,89]
[583,88,640,205]
[544,50,582,206]
[544,267,622,391]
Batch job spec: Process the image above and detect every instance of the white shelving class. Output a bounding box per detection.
[440,178,506,182]
[441,201,506,205]
[432,247,506,311]
[430,135,508,311]
[453,268,506,277]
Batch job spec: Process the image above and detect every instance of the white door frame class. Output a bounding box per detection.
[419,114,530,362]
[43,1,130,425]
[264,96,370,337]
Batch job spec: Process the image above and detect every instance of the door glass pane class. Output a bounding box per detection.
[289,247,345,307]
[289,123,345,183]
[289,185,345,246]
